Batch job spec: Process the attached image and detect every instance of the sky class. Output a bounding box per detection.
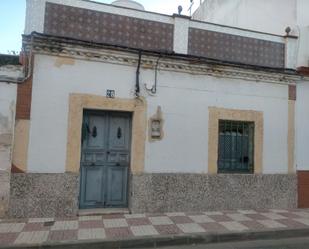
[0,0,200,54]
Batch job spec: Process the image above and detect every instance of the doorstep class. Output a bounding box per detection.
[78,208,130,216]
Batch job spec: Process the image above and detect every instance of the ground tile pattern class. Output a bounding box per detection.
[0,209,308,246]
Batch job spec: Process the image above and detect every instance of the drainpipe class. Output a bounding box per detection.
[135,51,142,97]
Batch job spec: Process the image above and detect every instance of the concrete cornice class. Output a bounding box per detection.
[0,65,24,83]
[23,34,306,85]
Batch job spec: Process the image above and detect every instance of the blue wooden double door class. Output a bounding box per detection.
[79,110,132,209]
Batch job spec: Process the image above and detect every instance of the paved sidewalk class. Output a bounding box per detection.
[1,209,309,247]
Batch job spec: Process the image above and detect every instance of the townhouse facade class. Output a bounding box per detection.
[193,0,309,208]
[0,0,308,218]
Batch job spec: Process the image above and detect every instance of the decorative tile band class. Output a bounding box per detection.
[44,3,174,52]
[188,28,285,68]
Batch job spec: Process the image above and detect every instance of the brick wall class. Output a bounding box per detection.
[16,76,32,120]
[289,85,296,101]
[298,171,309,208]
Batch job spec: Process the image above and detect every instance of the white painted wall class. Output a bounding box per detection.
[296,82,309,171]
[0,80,17,172]
[193,0,297,36]
[297,0,309,25]
[27,54,290,174]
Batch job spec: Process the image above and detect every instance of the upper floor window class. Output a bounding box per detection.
[218,120,254,173]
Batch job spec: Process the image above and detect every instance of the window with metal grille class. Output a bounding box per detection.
[218,120,254,173]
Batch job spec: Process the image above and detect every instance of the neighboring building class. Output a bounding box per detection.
[193,0,309,67]
[0,55,22,217]
[194,0,309,209]
[2,0,308,218]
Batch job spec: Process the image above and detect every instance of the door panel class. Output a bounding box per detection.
[106,166,128,206]
[108,115,131,150]
[80,111,131,209]
[85,115,107,150]
[80,166,104,208]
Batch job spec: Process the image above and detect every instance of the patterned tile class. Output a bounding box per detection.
[188,28,285,68]
[28,218,54,223]
[0,233,18,245]
[241,220,267,230]
[78,216,102,221]
[209,215,233,222]
[130,225,158,236]
[185,212,205,216]
[44,3,174,52]
[51,221,78,231]
[78,228,106,240]
[237,210,258,215]
[200,222,228,232]
[15,231,49,244]
[103,218,128,228]
[105,227,133,238]
[124,214,146,219]
[2,209,309,246]
[188,215,215,223]
[270,209,289,213]
[155,225,183,235]
[204,211,224,216]
[170,216,193,224]
[294,218,309,226]
[293,211,309,218]
[277,219,308,229]
[257,220,286,229]
[177,223,205,234]
[246,213,269,220]
[261,213,286,220]
[165,212,186,217]
[146,213,166,217]
[79,220,103,229]
[279,212,303,219]
[149,216,173,225]
[23,223,50,232]
[102,214,124,219]
[220,221,249,232]
[226,213,252,222]
[48,230,78,241]
[127,218,150,226]
[0,223,25,233]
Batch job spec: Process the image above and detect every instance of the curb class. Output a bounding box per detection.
[2,228,309,249]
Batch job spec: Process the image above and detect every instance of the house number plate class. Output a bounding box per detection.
[106,90,115,98]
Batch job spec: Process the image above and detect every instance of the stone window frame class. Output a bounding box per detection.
[208,107,263,174]
[66,93,147,174]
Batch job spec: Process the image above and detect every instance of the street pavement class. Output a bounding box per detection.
[1,209,309,247]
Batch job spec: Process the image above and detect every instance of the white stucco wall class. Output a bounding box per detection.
[297,0,309,25]
[193,0,297,36]
[296,82,309,171]
[27,54,290,174]
[0,81,17,172]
